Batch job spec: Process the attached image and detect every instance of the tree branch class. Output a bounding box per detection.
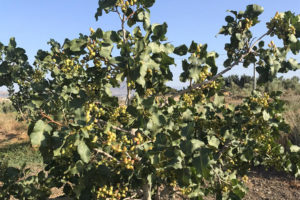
[40,111,64,127]
[94,148,121,164]
[170,30,271,98]
[97,119,134,135]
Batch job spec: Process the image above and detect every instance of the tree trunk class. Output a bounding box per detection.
[253,63,256,91]
[142,183,151,200]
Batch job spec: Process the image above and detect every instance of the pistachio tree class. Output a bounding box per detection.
[0,1,300,199]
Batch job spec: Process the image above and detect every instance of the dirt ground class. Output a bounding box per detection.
[244,168,300,200]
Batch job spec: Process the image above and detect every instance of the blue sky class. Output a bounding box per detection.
[0,0,299,90]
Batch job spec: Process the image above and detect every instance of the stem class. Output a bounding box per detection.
[94,148,121,164]
[253,63,256,91]
[116,7,131,106]
[142,183,151,200]
[40,111,64,127]
[97,119,134,135]
[126,82,131,106]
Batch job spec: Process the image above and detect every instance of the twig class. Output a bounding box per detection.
[18,107,27,121]
[40,111,64,127]
[94,148,121,164]
[217,140,232,160]
[98,119,133,135]
[116,6,131,106]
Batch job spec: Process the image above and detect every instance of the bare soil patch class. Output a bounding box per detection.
[244,168,300,200]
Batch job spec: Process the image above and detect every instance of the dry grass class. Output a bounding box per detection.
[0,113,29,147]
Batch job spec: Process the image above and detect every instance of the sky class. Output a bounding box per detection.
[0,0,299,90]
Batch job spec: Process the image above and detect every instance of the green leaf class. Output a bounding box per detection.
[193,149,210,179]
[32,99,44,108]
[262,110,270,121]
[74,107,86,125]
[95,0,118,20]
[289,34,297,43]
[213,94,224,107]
[290,145,300,152]
[151,23,168,41]
[29,120,52,147]
[77,141,91,163]
[182,109,193,121]
[174,45,188,56]
[141,0,155,8]
[225,16,235,23]
[207,135,220,148]
[189,41,198,53]
[143,10,151,30]
[91,28,104,39]
[258,41,264,48]
[181,139,205,155]
[103,31,121,43]
[290,40,300,54]
[244,4,264,18]
[100,43,113,57]
[69,39,87,52]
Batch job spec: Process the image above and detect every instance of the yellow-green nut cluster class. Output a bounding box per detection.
[169,180,177,188]
[183,93,194,106]
[127,81,135,88]
[61,58,75,73]
[242,175,249,183]
[89,27,95,34]
[267,143,272,154]
[91,135,98,143]
[97,185,128,199]
[145,88,155,97]
[208,81,218,89]
[197,43,202,53]
[250,93,269,107]
[268,12,284,30]
[117,0,137,12]
[223,186,229,193]
[268,11,296,39]
[229,158,235,165]
[258,135,265,141]
[199,65,212,81]
[274,11,284,20]
[181,187,192,195]
[268,40,276,48]
[121,155,135,170]
[133,132,144,145]
[289,25,296,35]
[111,105,127,121]
[86,103,105,123]
[61,143,75,156]
[192,44,203,58]
[32,69,43,82]
[106,131,117,146]
[87,44,96,58]
[86,84,98,97]
[245,18,253,30]
[93,59,102,68]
